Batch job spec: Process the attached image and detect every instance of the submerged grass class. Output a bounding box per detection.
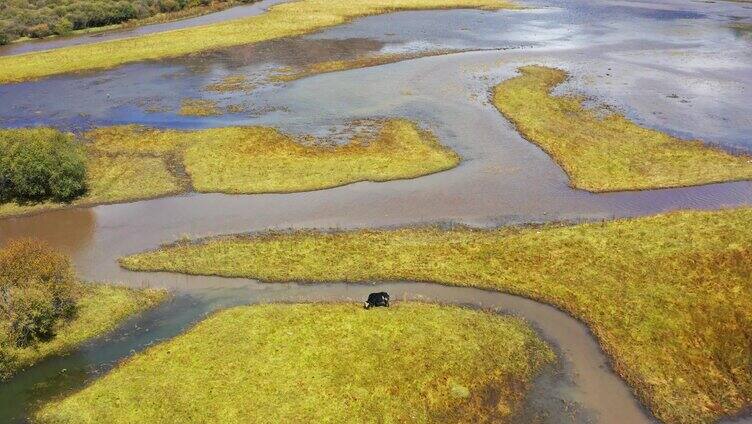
[731,22,752,39]
[271,49,465,82]
[1,283,166,379]
[36,302,553,423]
[492,66,752,192]
[0,0,516,83]
[202,75,253,92]
[178,98,222,116]
[121,208,752,424]
[0,119,456,218]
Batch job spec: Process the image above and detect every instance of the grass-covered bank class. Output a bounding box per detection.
[121,208,752,424]
[36,302,553,423]
[0,0,256,45]
[0,120,458,218]
[1,283,166,379]
[1,238,167,379]
[0,143,184,218]
[0,0,517,83]
[492,66,752,192]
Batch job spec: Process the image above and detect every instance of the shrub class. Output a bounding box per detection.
[0,239,78,347]
[0,128,87,204]
[52,17,73,35]
[26,23,54,38]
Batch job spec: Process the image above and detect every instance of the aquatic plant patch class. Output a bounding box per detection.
[492,66,752,191]
[271,49,467,82]
[36,302,553,423]
[202,75,253,92]
[0,0,517,83]
[121,208,752,424]
[0,0,253,45]
[178,98,222,116]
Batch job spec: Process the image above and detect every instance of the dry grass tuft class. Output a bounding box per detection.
[492,66,752,191]
[36,302,553,423]
[0,0,517,83]
[121,208,752,424]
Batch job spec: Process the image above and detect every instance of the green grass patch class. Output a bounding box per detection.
[35,302,553,423]
[0,0,517,83]
[1,282,167,380]
[0,148,184,218]
[492,66,752,191]
[0,119,456,217]
[121,208,752,424]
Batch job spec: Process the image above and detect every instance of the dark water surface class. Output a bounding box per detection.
[1,0,752,422]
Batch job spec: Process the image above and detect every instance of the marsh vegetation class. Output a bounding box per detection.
[492,66,752,191]
[0,120,458,217]
[36,303,553,423]
[0,239,165,379]
[122,208,752,424]
[0,0,517,83]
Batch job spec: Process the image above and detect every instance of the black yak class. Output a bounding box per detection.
[364,292,390,309]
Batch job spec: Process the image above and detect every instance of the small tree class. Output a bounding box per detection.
[0,239,78,347]
[0,128,87,204]
[52,18,73,36]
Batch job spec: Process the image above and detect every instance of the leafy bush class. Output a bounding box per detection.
[0,239,78,348]
[0,128,87,204]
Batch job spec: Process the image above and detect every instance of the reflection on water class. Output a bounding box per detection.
[0,209,95,257]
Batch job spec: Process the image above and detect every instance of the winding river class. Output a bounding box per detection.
[1,0,751,421]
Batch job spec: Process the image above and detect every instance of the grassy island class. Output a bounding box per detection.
[36,303,553,423]
[0,120,458,218]
[492,66,752,191]
[0,0,517,83]
[121,208,752,424]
